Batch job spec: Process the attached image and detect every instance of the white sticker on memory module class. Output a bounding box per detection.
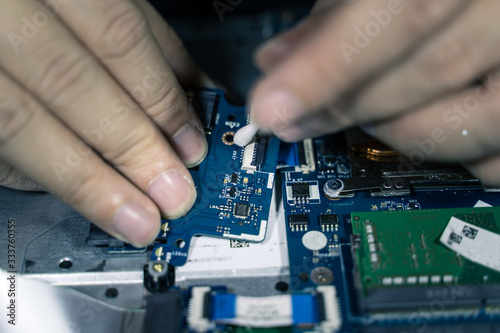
[440,216,500,273]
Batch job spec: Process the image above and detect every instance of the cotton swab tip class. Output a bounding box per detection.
[234,123,259,147]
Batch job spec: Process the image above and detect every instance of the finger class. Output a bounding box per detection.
[0,159,44,191]
[0,0,196,219]
[272,106,352,142]
[350,0,500,121]
[250,0,470,138]
[53,0,207,167]
[132,0,215,88]
[464,155,500,188]
[368,71,500,162]
[0,70,159,247]
[255,0,343,72]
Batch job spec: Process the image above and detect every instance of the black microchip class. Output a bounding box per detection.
[319,214,339,226]
[289,214,309,226]
[230,173,239,184]
[228,187,237,197]
[233,202,250,218]
[291,183,310,198]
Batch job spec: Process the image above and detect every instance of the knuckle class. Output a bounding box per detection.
[102,122,162,171]
[0,98,38,145]
[33,45,96,106]
[146,88,191,131]
[92,2,149,60]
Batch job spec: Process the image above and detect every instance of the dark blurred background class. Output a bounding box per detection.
[147,0,316,102]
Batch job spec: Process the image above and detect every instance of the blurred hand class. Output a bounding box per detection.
[0,0,210,246]
[250,0,500,187]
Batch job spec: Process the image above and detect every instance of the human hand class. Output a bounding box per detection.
[0,0,210,246]
[250,0,500,187]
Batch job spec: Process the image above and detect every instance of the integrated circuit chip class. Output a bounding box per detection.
[230,173,239,184]
[291,183,310,198]
[233,202,250,218]
[289,214,309,226]
[319,214,339,226]
[227,187,237,198]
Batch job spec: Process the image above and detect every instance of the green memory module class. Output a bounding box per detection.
[351,207,500,312]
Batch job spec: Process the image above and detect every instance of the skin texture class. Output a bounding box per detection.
[250,0,500,187]
[0,0,210,247]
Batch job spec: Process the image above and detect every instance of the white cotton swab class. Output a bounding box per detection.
[234,123,259,147]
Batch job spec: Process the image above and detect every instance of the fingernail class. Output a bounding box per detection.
[112,202,160,247]
[173,123,207,168]
[148,171,196,219]
[252,90,303,133]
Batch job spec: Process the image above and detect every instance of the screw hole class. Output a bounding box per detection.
[175,239,186,249]
[275,281,289,292]
[222,131,235,145]
[228,114,236,121]
[59,259,72,270]
[105,288,119,299]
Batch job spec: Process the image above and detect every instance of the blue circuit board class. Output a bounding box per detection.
[279,133,500,332]
[150,89,280,266]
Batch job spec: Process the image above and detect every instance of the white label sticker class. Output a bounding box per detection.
[474,200,493,208]
[234,295,293,327]
[440,217,500,272]
[267,173,275,189]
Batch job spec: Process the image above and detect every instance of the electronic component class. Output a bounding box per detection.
[289,214,309,226]
[289,214,309,232]
[227,187,237,197]
[319,214,339,226]
[230,173,239,184]
[408,202,420,210]
[150,89,280,266]
[291,182,310,198]
[296,138,316,172]
[286,181,321,204]
[280,131,500,331]
[233,202,250,218]
[242,136,269,172]
[351,207,500,312]
[187,286,342,332]
[188,90,218,132]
